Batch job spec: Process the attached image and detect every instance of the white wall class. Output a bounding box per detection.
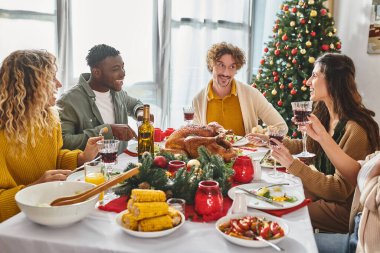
[334,0,380,125]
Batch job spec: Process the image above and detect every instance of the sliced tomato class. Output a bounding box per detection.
[238,220,250,231]
[259,226,272,239]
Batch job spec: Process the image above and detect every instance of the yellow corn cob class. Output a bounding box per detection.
[121,210,138,231]
[131,202,169,220]
[138,215,173,232]
[127,199,134,210]
[131,189,166,202]
[168,207,182,226]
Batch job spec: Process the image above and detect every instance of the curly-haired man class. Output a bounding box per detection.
[192,42,287,136]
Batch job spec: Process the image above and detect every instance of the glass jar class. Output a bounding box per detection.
[232,156,254,183]
[194,180,223,216]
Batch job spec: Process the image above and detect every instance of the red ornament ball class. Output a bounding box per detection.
[292,7,297,13]
[260,59,265,65]
[292,59,297,64]
[280,84,285,89]
[310,31,316,37]
[273,71,278,76]
[291,48,298,55]
[302,79,307,85]
[275,49,281,56]
[300,18,306,24]
[277,100,283,106]
[320,9,327,16]
[290,89,297,95]
[288,82,293,89]
[336,42,341,49]
[282,34,288,41]
[292,132,298,138]
[274,76,279,82]
[153,156,168,168]
[283,5,289,11]
[264,47,269,52]
[321,44,329,51]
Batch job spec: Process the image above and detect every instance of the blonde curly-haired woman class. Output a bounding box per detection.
[0,50,102,222]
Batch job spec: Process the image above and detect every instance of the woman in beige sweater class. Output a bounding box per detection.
[251,53,380,233]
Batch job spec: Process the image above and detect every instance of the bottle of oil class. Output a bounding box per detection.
[138,104,154,161]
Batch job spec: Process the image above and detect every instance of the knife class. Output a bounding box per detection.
[259,149,271,164]
[236,187,284,208]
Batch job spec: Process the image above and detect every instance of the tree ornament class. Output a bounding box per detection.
[292,7,297,13]
[272,88,278,96]
[275,49,281,56]
[280,84,285,89]
[292,132,298,138]
[297,12,301,17]
[278,29,283,35]
[299,1,304,6]
[292,58,297,64]
[277,100,283,106]
[282,34,288,41]
[286,63,291,68]
[328,32,333,37]
[274,76,279,82]
[300,48,306,54]
[252,83,257,88]
[273,71,278,76]
[276,42,280,47]
[308,0,314,4]
[302,79,307,85]
[264,47,269,52]
[290,88,297,95]
[308,56,315,63]
[291,48,298,55]
[290,21,296,27]
[310,10,317,17]
[318,23,321,26]
[265,83,269,88]
[321,44,329,51]
[301,85,307,91]
[333,28,337,33]
[308,20,312,24]
[263,91,267,97]
[320,8,327,16]
[306,41,312,47]
[300,18,306,24]
[283,5,289,11]
[270,60,274,65]
[260,59,265,65]
[284,45,290,50]
[336,42,341,49]
[310,31,316,37]
[330,43,335,49]
[288,82,294,89]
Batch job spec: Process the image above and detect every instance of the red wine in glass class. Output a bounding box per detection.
[269,134,284,146]
[184,112,194,121]
[100,151,117,164]
[293,109,312,125]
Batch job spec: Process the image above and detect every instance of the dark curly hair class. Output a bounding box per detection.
[311,53,380,153]
[206,42,246,73]
[86,44,120,68]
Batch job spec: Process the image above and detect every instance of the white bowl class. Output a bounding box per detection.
[215,212,289,248]
[15,181,98,227]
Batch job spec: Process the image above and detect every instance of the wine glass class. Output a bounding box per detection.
[291,101,316,159]
[97,139,120,200]
[183,106,194,125]
[267,125,288,178]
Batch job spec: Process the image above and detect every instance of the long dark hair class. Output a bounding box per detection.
[311,53,380,154]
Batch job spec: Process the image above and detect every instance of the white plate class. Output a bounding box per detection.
[228,183,305,210]
[231,136,249,147]
[216,212,289,248]
[116,210,185,238]
[66,171,84,182]
[126,142,138,154]
[236,147,269,160]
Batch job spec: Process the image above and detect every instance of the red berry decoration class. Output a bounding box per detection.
[320,9,327,16]
[290,89,297,95]
[264,47,269,52]
[282,34,288,41]
[277,100,283,106]
[288,82,293,89]
[275,49,281,56]
[274,76,279,82]
[291,48,298,55]
[310,31,316,37]
[321,44,329,51]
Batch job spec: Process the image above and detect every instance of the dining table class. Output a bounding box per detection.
[0,144,318,253]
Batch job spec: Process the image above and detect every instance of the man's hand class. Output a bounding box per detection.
[111,124,138,141]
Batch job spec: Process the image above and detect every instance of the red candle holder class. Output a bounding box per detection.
[232,155,254,183]
[194,180,223,216]
[167,160,186,175]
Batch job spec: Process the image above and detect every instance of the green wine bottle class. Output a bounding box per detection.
[138,104,154,161]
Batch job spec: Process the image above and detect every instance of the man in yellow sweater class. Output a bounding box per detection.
[0,50,102,222]
[192,42,287,136]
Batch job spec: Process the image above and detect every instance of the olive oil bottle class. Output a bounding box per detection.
[138,104,154,161]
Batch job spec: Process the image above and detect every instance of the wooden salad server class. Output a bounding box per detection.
[50,167,139,206]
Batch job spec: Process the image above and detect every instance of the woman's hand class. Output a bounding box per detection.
[28,170,72,186]
[305,114,329,143]
[270,138,294,169]
[77,136,104,166]
[246,133,269,146]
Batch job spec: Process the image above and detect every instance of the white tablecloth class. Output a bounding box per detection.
[0,153,318,253]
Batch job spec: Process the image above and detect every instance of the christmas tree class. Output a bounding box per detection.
[252,0,341,137]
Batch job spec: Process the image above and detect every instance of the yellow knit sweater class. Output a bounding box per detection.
[0,124,81,222]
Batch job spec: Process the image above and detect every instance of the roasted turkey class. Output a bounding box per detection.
[164,123,237,162]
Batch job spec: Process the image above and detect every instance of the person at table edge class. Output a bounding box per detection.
[57,44,143,153]
[192,42,287,136]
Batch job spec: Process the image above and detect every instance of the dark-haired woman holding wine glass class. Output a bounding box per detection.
[248,53,380,234]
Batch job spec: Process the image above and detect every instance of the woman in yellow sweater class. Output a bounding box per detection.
[0,50,102,222]
[250,53,380,233]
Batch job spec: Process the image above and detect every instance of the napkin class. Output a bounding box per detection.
[259,198,311,217]
[98,196,129,213]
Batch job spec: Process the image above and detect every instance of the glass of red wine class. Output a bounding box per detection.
[291,101,315,159]
[96,139,120,201]
[267,125,288,178]
[183,106,194,125]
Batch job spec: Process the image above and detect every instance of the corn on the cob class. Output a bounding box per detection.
[131,189,166,202]
[121,210,138,231]
[127,199,134,210]
[168,207,182,226]
[131,202,169,220]
[138,215,173,232]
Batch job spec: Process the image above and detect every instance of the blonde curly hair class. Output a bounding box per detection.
[206,42,246,73]
[0,49,59,155]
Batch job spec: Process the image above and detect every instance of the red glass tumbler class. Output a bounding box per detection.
[194,180,223,216]
[232,155,254,183]
[168,160,186,175]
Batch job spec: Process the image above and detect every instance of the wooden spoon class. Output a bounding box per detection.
[50,167,139,206]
